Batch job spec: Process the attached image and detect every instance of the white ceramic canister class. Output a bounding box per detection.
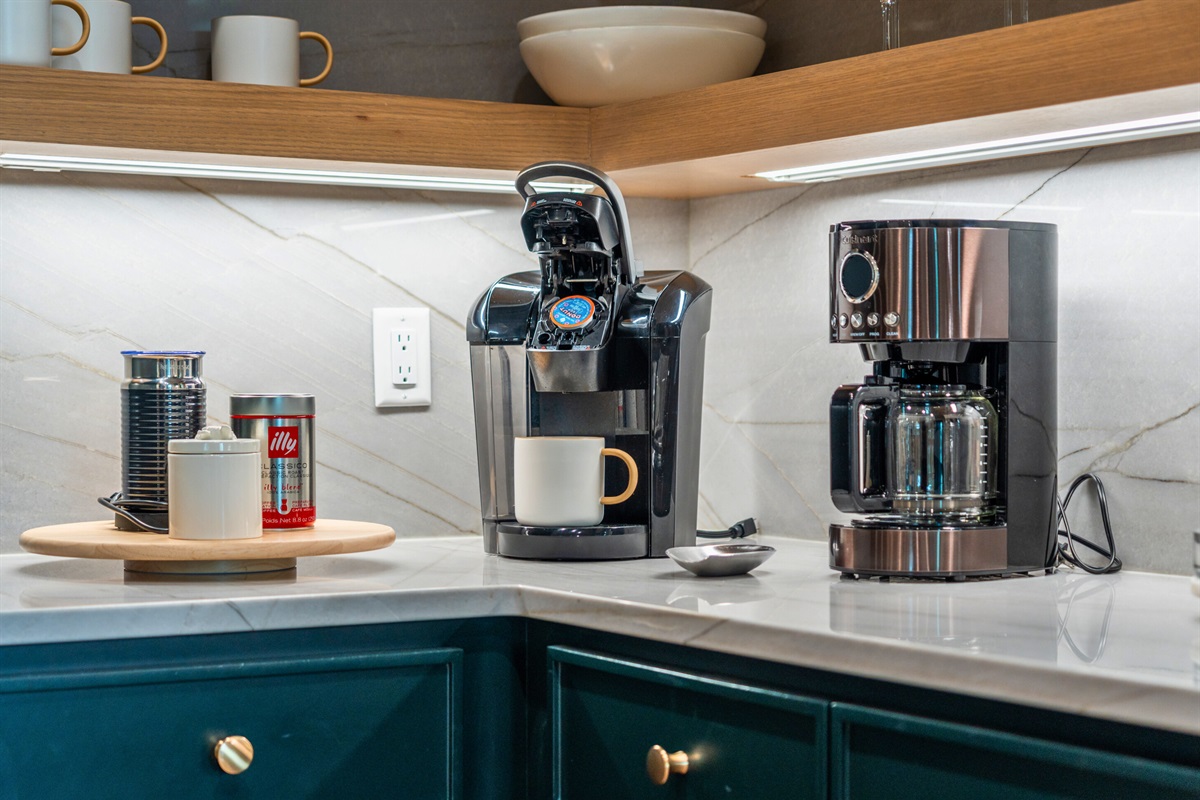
[167,425,263,540]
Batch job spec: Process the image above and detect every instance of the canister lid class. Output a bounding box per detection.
[121,351,205,380]
[230,393,316,416]
[169,425,260,454]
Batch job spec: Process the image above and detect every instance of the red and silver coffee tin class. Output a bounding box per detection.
[230,393,316,529]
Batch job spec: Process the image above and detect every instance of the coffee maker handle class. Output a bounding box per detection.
[830,384,893,513]
[515,161,638,283]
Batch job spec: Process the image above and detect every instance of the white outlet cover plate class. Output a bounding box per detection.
[373,307,432,407]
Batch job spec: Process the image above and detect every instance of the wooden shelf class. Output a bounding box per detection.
[1,0,1196,198]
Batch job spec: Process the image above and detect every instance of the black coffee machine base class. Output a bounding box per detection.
[496,522,648,561]
[829,522,1039,580]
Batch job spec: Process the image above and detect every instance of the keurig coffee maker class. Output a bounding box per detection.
[828,220,1058,579]
[467,162,712,560]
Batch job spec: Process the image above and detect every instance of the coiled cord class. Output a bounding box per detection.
[1055,473,1122,574]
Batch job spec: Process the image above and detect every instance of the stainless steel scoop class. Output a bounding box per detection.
[666,543,775,577]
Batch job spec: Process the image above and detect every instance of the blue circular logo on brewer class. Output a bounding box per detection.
[549,295,596,329]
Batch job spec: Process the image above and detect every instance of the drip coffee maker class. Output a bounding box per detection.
[467,162,712,560]
[828,220,1058,579]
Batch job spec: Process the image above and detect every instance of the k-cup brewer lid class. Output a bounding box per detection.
[230,393,316,416]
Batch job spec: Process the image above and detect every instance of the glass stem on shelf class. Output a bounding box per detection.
[1004,0,1030,26]
[881,0,900,50]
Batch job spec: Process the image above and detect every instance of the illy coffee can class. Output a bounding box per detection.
[230,393,315,529]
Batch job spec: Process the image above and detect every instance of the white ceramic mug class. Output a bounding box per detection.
[0,0,88,66]
[211,15,332,87]
[51,0,165,74]
[167,425,263,541]
[514,436,638,527]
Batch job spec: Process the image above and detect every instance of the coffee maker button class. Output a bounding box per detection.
[831,315,838,329]
[884,312,900,326]
[838,314,848,328]
[867,313,880,327]
[850,313,863,329]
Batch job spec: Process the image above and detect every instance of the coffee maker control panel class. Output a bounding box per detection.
[831,249,893,341]
[830,223,1020,344]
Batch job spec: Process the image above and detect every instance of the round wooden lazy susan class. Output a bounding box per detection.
[20,519,395,575]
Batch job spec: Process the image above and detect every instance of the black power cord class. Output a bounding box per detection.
[697,518,759,539]
[1055,473,1122,574]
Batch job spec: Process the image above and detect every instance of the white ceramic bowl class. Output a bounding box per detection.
[518,5,767,40]
[520,25,765,108]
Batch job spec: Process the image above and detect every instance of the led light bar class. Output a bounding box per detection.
[755,113,1200,184]
[0,153,590,194]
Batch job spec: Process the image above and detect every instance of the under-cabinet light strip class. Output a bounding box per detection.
[0,153,589,194]
[755,113,1200,184]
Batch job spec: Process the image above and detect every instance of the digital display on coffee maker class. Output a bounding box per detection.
[839,252,878,303]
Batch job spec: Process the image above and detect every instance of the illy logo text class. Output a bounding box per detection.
[268,426,299,459]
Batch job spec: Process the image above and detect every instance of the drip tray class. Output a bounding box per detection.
[496,522,647,561]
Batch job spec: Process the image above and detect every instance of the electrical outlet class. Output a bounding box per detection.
[373,308,431,407]
[391,329,417,386]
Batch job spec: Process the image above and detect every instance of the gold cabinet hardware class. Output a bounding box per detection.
[646,744,689,785]
[213,735,254,775]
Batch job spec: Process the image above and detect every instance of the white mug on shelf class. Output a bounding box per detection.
[52,0,166,74]
[211,15,332,88]
[514,436,639,527]
[0,0,89,67]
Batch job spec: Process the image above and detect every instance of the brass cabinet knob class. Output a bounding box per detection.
[213,735,254,775]
[646,744,689,785]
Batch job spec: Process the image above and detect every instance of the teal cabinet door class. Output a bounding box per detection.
[549,646,827,799]
[831,703,1200,800]
[0,648,462,800]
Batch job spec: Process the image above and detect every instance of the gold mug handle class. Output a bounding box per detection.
[50,0,89,56]
[600,448,639,506]
[298,31,332,87]
[130,16,168,74]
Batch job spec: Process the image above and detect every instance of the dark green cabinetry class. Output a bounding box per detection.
[0,619,526,800]
[831,704,1200,800]
[549,646,827,799]
[0,648,462,800]
[1,617,1197,799]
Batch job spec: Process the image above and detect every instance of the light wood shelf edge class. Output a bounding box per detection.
[598,0,1200,196]
[591,0,1200,171]
[1,0,1196,199]
[0,67,592,171]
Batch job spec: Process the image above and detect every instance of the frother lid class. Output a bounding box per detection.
[121,350,205,379]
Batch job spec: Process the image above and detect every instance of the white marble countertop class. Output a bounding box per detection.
[2,536,1198,736]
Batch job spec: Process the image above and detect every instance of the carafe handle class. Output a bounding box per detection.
[830,384,893,513]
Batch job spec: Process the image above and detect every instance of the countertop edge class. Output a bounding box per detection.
[2,576,1197,738]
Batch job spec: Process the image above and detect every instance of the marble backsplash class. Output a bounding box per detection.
[2,134,1197,573]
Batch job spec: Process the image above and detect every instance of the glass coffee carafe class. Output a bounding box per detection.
[886,386,998,522]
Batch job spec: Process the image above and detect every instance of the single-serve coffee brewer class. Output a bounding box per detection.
[467,162,712,560]
[828,220,1058,579]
